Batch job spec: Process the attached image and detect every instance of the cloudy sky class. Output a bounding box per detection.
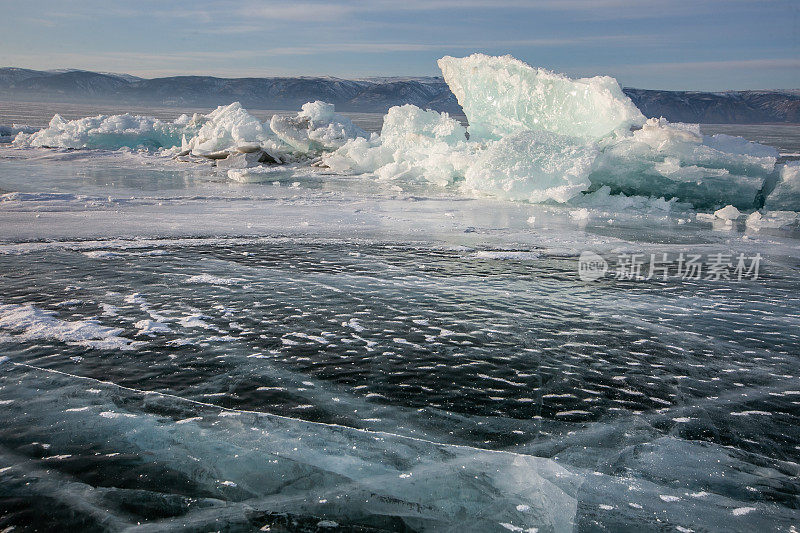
[1,0,798,89]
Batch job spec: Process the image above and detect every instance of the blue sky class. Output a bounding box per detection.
[1,0,798,89]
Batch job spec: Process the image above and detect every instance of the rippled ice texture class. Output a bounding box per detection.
[1,129,800,530]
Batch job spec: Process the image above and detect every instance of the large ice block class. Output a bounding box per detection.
[588,119,776,209]
[764,161,800,211]
[438,54,645,141]
[464,130,597,203]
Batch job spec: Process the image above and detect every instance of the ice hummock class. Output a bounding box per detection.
[270,100,368,153]
[324,54,781,209]
[13,101,367,163]
[16,113,190,150]
[183,102,273,157]
[589,118,777,209]
[324,104,469,187]
[327,116,776,210]
[10,53,792,212]
[0,124,37,143]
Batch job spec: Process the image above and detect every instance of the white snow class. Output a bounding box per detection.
[474,250,540,260]
[714,205,741,220]
[186,274,243,286]
[0,303,136,350]
[134,319,172,336]
[745,210,800,230]
[83,250,122,259]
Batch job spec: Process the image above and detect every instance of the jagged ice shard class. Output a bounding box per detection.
[764,161,800,211]
[591,118,778,209]
[437,54,646,141]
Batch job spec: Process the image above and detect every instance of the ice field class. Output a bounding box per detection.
[1,55,800,531]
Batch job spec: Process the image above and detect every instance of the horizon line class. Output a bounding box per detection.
[2,65,798,93]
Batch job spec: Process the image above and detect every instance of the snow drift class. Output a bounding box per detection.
[11,53,793,211]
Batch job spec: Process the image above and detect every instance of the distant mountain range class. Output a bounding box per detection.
[1,67,798,124]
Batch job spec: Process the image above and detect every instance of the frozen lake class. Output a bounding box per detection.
[0,102,799,532]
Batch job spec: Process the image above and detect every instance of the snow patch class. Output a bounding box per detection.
[0,303,136,350]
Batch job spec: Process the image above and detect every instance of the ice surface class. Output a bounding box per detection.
[764,161,800,211]
[438,53,645,141]
[1,191,800,531]
[0,364,582,532]
[704,133,781,159]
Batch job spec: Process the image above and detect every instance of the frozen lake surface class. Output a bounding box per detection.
[0,103,799,532]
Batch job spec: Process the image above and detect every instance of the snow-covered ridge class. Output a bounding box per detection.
[2,66,799,122]
[9,54,799,211]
